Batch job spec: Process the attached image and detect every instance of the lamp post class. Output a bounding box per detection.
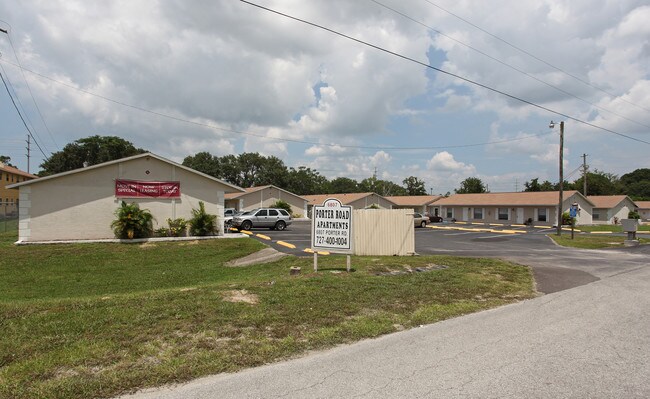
[549,121,564,236]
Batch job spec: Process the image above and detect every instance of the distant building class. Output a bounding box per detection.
[634,201,650,221]
[224,185,308,217]
[384,195,444,216]
[1,162,37,217]
[587,195,637,224]
[303,193,396,217]
[435,191,594,226]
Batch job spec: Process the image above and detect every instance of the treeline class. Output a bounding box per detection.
[523,169,650,200]
[27,135,650,200]
[182,152,428,196]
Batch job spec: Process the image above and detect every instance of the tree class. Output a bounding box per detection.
[620,168,650,200]
[182,152,222,178]
[359,177,407,196]
[402,176,427,195]
[524,178,542,192]
[39,135,146,176]
[329,177,359,193]
[455,177,488,194]
[286,166,329,195]
[255,155,289,188]
[0,155,15,167]
[572,170,621,196]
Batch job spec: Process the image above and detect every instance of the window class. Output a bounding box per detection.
[473,208,483,219]
[279,209,290,216]
[537,208,547,222]
[498,208,509,220]
[593,211,601,220]
[446,208,453,218]
[268,209,279,216]
[256,210,268,217]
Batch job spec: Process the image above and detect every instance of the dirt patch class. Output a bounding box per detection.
[179,240,200,246]
[222,289,259,305]
[373,263,449,276]
[139,242,158,249]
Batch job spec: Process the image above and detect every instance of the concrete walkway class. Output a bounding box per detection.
[119,259,650,399]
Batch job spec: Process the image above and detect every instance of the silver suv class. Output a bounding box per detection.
[232,208,292,231]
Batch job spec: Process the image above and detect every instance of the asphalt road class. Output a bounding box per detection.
[117,221,650,398]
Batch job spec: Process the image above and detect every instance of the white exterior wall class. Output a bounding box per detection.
[238,187,307,217]
[19,156,229,242]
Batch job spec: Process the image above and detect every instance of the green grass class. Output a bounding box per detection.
[0,219,17,233]
[550,234,648,249]
[578,224,650,232]
[0,230,536,399]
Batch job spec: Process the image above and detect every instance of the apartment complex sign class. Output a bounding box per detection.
[115,179,180,198]
[312,198,353,252]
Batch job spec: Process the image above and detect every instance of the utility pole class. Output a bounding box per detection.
[515,178,519,192]
[550,121,564,236]
[582,154,588,196]
[25,134,31,174]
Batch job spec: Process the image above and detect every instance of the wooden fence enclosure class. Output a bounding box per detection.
[352,208,415,256]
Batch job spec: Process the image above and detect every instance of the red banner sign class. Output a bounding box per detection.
[115,179,180,198]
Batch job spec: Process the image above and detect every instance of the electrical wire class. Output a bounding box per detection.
[0,57,556,152]
[240,0,650,146]
[3,24,60,150]
[420,0,650,114]
[371,0,650,131]
[0,69,49,161]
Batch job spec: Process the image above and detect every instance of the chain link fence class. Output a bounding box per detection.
[1,202,18,233]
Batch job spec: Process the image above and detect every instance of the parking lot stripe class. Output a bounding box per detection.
[476,234,512,239]
[277,240,296,249]
[256,234,271,240]
[511,224,526,227]
[590,231,613,234]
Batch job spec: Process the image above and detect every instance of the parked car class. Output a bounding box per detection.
[224,209,243,230]
[231,208,293,231]
[413,212,428,228]
[224,208,237,217]
[428,215,443,223]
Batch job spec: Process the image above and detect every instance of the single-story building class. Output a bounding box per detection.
[1,161,37,217]
[7,152,244,242]
[384,195,443,216]
[635,201,650,221]
[224,185,308,217]
[303,192,396,217]
[435,191,594,226]
[587,195,637,224]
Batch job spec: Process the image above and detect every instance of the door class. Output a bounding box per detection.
[254,209,269,227]
[516,208,524,224]
[268,209,280,226]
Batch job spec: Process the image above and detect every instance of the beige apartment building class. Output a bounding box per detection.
[1,162,37,217]
[8,153,243,242]
[224,185,308,217]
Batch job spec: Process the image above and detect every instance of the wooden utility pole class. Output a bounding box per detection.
[25,134,31,174]
[582,154,588,196]
[550,121,565,236]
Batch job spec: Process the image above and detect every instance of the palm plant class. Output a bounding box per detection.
[189,201,217,236]
[110,201,155,239]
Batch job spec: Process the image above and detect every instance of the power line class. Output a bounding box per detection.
[240,0,650,146]
[0,58,556,152]
[420,0,650,114]
[371,0,650,131]
[3,24,60,150]
[0,69,49,161]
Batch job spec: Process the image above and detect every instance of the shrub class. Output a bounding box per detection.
[189,201,218,236]
[167,218,187,237]
[562,211,575,226]
[111,201,155,239]
[271,200,292,213]
[628,210,641,219]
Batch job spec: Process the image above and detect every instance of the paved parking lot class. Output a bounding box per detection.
[230,219,649,294]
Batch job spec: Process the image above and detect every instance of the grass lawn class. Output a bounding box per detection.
[578,224,650,233]
[550,234,648,249]
[0,230,536,399]
[0,219,17,233]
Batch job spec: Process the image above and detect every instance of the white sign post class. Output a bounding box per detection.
[311,198,353,272]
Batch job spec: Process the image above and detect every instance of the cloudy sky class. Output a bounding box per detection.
[1,0,649,193]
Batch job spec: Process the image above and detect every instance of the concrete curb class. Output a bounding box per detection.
[14,234,249,246]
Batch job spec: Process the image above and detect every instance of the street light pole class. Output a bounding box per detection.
[550,121,564,236]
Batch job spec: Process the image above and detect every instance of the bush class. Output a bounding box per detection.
[189,201,218,236]
[271,200,292,213]
[628,210,641,219]
[167,218,187,237]
[111,201,155,239]
[562,211,575,226]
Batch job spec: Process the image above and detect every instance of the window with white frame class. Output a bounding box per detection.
[446,208,453,218]
[498,208,509,220]
[473,208,483,219]
[537,208,547,222]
